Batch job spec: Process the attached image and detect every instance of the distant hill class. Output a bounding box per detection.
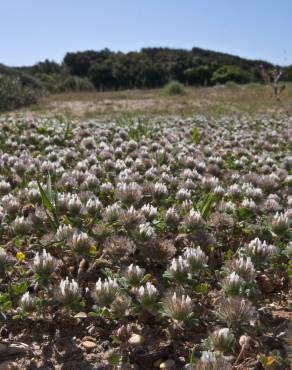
[0,63,42,89]
[2,47,292,92]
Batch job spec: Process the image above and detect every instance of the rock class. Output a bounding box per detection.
[0,342,32,355]
[153,359,163,367]
[87,325,97,335]
[257,274,275,293]
[183,366,193,370]
[131,345,173,366]
[94,365,107,370]
[0,361,18,370]
[82,340,96,350]
[74,312,87,318]
[257,273,282,294]
[128,334,145,346]
[160,359,175,369]
[120,364,138,370]
[239,335,251,348]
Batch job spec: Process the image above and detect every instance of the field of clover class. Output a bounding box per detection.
[0,114,291,370]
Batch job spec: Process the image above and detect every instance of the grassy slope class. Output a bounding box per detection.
[21,83,292,119]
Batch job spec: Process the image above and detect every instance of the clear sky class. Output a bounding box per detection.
[1,0,291,67]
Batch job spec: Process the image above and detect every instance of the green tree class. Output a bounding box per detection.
[211,65,248,85]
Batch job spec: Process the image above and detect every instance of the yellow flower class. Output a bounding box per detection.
[16,251,25,262]
[266,356,275,366]
[89,245,97,256]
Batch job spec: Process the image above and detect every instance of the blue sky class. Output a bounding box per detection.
[1,0,291,66]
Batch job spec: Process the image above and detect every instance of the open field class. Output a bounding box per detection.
[11,83,292,119]
[0,86,291,370]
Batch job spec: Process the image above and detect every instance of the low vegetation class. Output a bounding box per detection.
[163,81,186,95]
[0,76,38,112]
[0,111,291,369]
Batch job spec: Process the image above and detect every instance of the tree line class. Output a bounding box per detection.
[14,47,292,92]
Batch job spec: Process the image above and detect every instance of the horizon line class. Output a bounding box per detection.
[6,45,291,68]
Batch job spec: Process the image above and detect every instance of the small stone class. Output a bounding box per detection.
[239,335,251,348]
[153,359,163,367]
[128,333,145,346]
[82,340,96,350]
[94,365,107,370]
[74,312,87,318]
[257,274,276,293]
[120,364,136,370]
[0,361,19,370]
[87,326,97,335]
[160,359,175,369]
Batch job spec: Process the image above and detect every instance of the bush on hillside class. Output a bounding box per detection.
[211,65,248,85]
[57,76,95,93]
[0,76,38,112]
[225,81,240,89]
[163,80,186,95]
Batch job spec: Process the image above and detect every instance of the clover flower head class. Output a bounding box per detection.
[221,272,244,296]
[141,204,158,221]
[71,231,91,253]
[20,292,36,312]
[126,264,145,286]
[246,237,278,263]
[93,277,119,307]
[55,224,74,241]
[136,282,158,306]
[168,256,189,282]
[162,291,193,324]
[137,222,156,241]
[272,212,291,234]
[33,249,57,277]
[184,246,208,272]
[58,277,81,306]
[86,197,102,216]
[67,194,82,214]
[204,327,235,352]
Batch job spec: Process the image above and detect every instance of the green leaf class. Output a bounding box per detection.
[100,307,111,319]
[238,207,250,218]
[11,282,28,296]
[88,311,99,318]
[2,300,12,312]
[14,238,24,248]
[199,192,215,220]
[0,293,10,304]
[108,352,121,366]
[37,179,55,215]
[64,122,73,141]
[192,127,199,145]
[225,249,235,261]
[194,283,209,294]
[37,176,59,230]
[46,173,53,203]
[189,347,197,366]
[141,274,152,283]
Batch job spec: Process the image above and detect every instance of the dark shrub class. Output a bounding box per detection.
[0,77,38,112]
[57,76,95,92]
[211,65,248,85]
[163,80,186,95]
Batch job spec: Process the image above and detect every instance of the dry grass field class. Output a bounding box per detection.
[13,83,292,119]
